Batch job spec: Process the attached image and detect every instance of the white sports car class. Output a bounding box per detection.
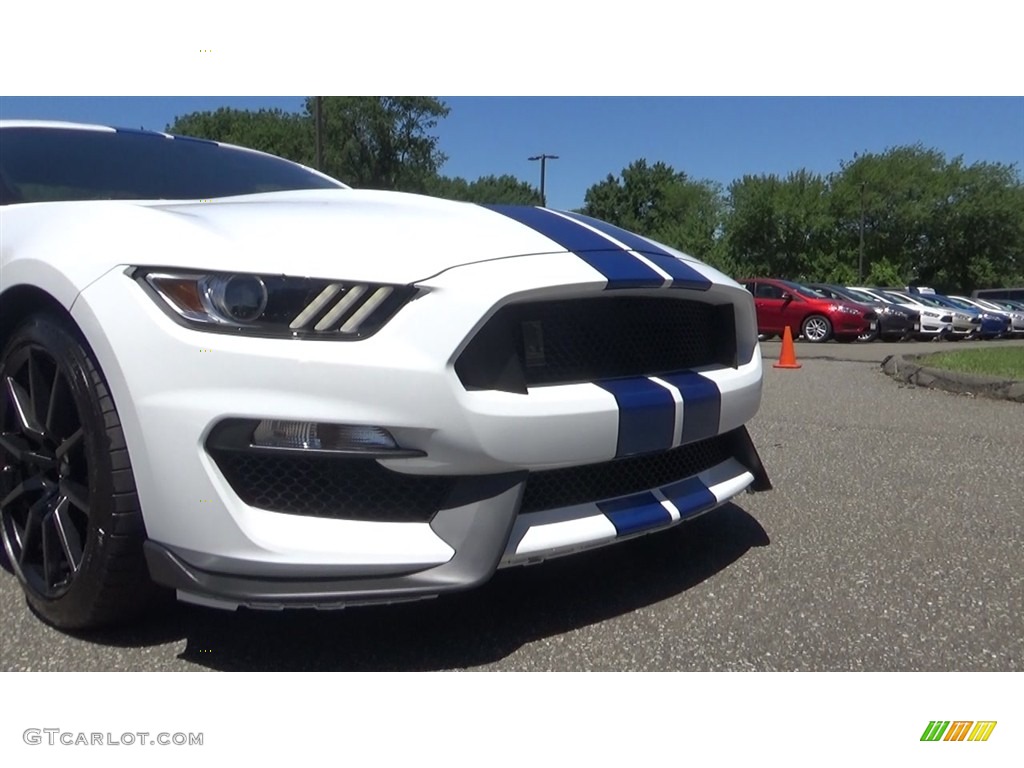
[0,120,770,629]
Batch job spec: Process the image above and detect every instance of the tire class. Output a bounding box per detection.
[801,314,832,343]
[757,333,776,341]
[0,314,157,629]
[857,326,880,342]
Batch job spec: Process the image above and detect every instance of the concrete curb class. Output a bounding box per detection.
[881,354,1024,403]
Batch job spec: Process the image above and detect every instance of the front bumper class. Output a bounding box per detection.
[830,312,876,335]
[73,255,768,609]
[144,428,769,610]
[878,312,918,336]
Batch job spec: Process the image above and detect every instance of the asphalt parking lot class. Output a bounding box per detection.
[2,339,1022,671]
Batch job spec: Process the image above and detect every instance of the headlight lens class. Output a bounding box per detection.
[134,269,417,339]
[831,304,860,316]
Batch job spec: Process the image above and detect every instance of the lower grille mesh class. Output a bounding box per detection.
[211,452,456,522]
[211,434,736,521]
[521,433,733,513]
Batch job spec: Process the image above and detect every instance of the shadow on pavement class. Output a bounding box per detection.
[65,502,770,670]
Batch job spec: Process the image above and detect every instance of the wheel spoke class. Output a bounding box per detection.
[27,349,45,428]
[52,497,83,573]
[0,432,56,469]
[54,428,83,460]
[1,475,46,509]
[17,494,51,564]
[60,477,90,516]
[41,512,64,588]
[45,368,63,433]
[4,376,46,444]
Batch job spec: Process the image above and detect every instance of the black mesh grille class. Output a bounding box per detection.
[521,433,733,513]
[211,452,457,522]
[211,433,738,521]
[456,296,736,392]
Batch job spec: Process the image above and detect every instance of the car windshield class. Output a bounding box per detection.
[918,294,968,310]
[0,127,344,204]
[900,293,949,308]
[826,286,870,303]
[881,291,916,304]
[940,296,978,310]
[778,280,826,299]
[846,287,888,303]
[971,299,1002,311]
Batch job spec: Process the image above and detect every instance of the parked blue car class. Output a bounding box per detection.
[923,293,1010,339]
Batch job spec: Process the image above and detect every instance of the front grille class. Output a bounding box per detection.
[211,432,740,522]
[211,452,457,522]
[521,433,733,513]
[456,296,736,393]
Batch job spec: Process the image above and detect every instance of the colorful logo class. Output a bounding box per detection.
[921,721,997,742]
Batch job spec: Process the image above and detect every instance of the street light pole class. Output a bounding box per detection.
[528,154,558,207]
[315,96,324,172]
[858,181,866,282]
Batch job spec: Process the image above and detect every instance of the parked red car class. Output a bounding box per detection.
[741,278,877,343]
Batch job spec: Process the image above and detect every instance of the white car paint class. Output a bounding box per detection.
[0,121,769,617]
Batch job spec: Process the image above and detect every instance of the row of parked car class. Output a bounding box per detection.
[742,278,1024,343]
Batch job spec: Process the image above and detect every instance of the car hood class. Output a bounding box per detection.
[820,298,870,314]
[124,189,701,284]
[3,189,727,298]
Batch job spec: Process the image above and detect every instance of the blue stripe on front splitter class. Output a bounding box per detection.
[484,205,664,289]
[598,491,671,536]
[659,371,722,443]
[658,476,717,521]
[559,211,713,291]
[594,378,675,457]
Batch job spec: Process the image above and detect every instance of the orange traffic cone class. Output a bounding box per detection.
[773,325,801,369]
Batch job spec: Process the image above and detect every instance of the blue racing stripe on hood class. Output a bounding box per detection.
[559,211,713,291]
[484,205,663,289]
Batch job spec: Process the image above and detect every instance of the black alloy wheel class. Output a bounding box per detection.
[0,314,156,629]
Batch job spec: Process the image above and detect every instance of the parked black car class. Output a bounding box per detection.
[805,283,920,341]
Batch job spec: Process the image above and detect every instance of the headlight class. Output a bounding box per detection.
[831,304,861,316]
[132,268,418,339]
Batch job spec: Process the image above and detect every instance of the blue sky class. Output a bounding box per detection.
[3,96,1021,211]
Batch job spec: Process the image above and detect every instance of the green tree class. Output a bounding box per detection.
[582,160,726,265]
[302,97,449,192]
[924,157,1024,291]
[167,107,313,165]
[426,174,541,204]
[723,170,834,280]
[168,97,450,193]
[829,146,947,285]
[830,145,1024,292]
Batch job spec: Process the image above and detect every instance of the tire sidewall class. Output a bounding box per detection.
[1,315,121,627]
[801,314,832,343]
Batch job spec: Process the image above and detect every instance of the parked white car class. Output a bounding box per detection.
[0,121,771,628]
[884,291,981,339]
[845,287,955,339]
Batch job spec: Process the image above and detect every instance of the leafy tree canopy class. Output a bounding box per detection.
[168,97,449,193]
[582,160,726,268]
[426,174,541,205]
[165,101,1024,292]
